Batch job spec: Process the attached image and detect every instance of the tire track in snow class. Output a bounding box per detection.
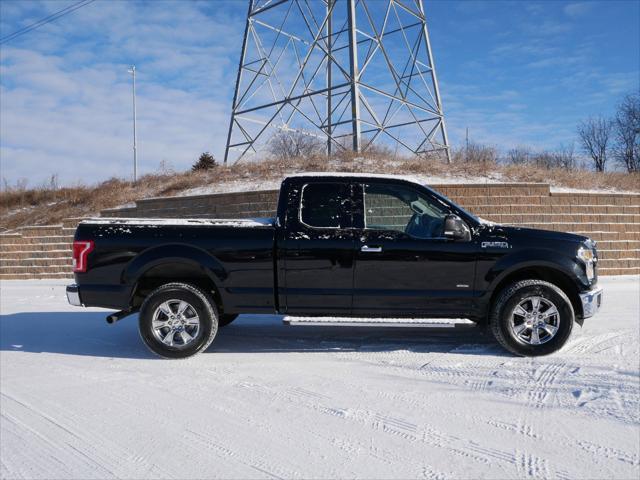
[565,331,626,355]
[516,450,550,479]
[185,428,291,479]
[237,378,520,473]
[576,440,640,467]
[485,418,541,440]
[525,361,568,409]
[333,347,527,474]
[0,393,118,478]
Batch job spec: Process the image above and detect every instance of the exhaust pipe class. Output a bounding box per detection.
[106,310,132,324]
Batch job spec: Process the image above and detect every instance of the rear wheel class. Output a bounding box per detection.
[490,280,574,356]
[139,283,218,359]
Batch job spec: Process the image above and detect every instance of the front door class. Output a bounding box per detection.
[281,181,355,315]
[352,181,477,317]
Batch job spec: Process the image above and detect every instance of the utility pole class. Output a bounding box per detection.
[465,127,469,157]
[128,65,138,182]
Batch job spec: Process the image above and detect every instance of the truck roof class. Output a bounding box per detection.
[286,172,423,186]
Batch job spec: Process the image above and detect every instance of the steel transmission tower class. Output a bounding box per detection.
[224,0,451,164]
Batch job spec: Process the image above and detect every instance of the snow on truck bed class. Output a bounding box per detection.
[1,276,639,479]
[82,217,275,227]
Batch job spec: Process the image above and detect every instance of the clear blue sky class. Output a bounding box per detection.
[1,0,638,185]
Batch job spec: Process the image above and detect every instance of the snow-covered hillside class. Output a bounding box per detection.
[1,277,639,479]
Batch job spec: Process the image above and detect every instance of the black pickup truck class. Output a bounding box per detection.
[67,173,602,358]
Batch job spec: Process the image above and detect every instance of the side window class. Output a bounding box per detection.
[364,183,448,239]
[300,183,348,228]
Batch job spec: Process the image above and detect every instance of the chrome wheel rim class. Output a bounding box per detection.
[151,299,200,349]
[509,296,560,345]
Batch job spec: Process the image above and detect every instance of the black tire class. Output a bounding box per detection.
[139,283,218,359]
[490,279,574,357]
[218,314,239,327]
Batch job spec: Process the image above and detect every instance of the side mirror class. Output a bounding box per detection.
[443,214,471,241]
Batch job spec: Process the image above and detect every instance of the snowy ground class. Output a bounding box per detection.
[1,277,639,480]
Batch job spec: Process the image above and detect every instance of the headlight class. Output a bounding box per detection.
[577,245,596,281]
[577,246,595,263]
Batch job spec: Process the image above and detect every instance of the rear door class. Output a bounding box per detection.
[280,181,355,315]
[352,181,477,316]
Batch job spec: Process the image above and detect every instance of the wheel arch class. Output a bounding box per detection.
[125,244,227,313]
[486,265,583,325]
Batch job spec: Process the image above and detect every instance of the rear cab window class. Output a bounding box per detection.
[300,183,350,228]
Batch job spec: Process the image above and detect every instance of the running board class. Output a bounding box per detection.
[283,317,475,328]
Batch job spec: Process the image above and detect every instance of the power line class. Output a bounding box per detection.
[0,0,96,45]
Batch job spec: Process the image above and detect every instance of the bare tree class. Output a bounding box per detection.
[506,147,531,165]
[268,130,323,160]
[462,142,498,163]
[531,151,555,169]
[577,116,613,172]
[612,93,640,172]
[553,143,577,171]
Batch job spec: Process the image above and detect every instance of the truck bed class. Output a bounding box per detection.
[74,217,277,312]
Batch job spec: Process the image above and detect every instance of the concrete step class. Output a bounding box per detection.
[0,272,73,280]
[597,249,640,260]
[62,217,86,229]
[0,258,73,268]
[0,234,74,245]
[0,265,72,274]
[1,242,71,252]
[0,249,70,260]
[0,234,24,244]
[549,192,640,204]
[23,235,75,244]
[101,207,138,217]
[435,183,551,197]
[460,195,640,207]
[490,213,640,224]
[576,231,640,241]
[471,205,640,215]
[512,223,640,233]
[598,267,640,276]
[596,240,640,250]
[460,196,548,206]
[13,225,64,236]
[598,258,640,269]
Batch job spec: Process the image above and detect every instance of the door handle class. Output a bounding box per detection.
[361,245,383,253]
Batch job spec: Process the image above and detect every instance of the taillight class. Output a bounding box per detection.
[72,240,94,273]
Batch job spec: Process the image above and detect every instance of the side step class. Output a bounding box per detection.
[283,317,475,328]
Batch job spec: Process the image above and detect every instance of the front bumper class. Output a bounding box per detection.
[579,286,603,319]
[66,284,82,306]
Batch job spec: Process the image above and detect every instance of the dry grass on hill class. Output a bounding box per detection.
[2,153,639,231]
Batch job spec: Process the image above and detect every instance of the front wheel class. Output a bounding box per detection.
[139,283,218,359]
[490,280,574,356]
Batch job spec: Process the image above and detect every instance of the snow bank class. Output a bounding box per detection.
[1,276,638,479]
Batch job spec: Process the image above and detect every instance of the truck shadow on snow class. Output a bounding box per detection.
[0,312,503,359]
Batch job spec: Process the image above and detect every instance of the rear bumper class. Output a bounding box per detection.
[66,282,132,309]
[66,284,82,306]
[580,286,603,319]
